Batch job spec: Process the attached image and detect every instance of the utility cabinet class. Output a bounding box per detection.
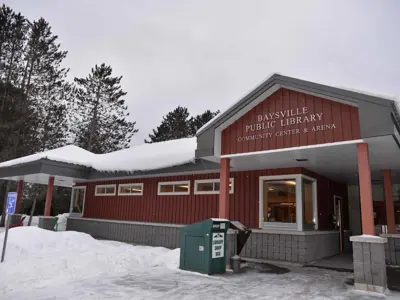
[179,218,230,275]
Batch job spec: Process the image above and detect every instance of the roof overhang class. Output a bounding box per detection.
[217,135,400,184]
[0,159,90,187]
[0,158,221,186]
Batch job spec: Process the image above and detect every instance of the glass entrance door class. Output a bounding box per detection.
[70,187,86,217]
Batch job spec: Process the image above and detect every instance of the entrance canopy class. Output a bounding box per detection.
[195,73,400,184]
[225,135,400,184]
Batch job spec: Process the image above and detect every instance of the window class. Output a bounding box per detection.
[260,174,317,230]
[194,178,234,194]
[71,187,86,215]
[303,179,314,225]
[158,181,190,195]
[95,184,116,196]
[118,183,143,196]
[263,180,297,223]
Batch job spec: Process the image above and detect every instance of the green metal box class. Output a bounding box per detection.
[179,218,230,275]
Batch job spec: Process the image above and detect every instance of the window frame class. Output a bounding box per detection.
[69,186,86,217]
[259,174,317,231]
[118,183,144,196]
[157,180,191,196]
[194,178,234,195]
[94,184,117,196]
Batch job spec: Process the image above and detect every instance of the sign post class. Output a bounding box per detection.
[1,192,17,263]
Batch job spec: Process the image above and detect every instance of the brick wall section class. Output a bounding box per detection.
[67,217,238,267]
[67,217,182,249]
[9,214,22,226]
[240,231,340,264]
[67,218,339,264]
[352,240,387,293]
[384,236,400,266]
[38,216,57,231]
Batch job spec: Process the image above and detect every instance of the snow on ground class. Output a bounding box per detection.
[0,227,398,300]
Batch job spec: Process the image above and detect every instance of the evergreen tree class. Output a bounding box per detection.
[0,5,34,160]
[145,106,191,143]
[0,6,74,222]
[72,63,138,154]
[145,107,219,143]
[189,109,219,136]
[23,18,72,151]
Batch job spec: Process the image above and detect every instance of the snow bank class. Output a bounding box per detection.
[0,227,179,293]
[0,138,197,173]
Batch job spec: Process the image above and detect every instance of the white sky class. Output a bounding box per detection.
[5,0,400,145]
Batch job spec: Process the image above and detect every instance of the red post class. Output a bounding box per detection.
[219,158,230,219]
[15,180,24,214]
[357,143,375,235]
[44,176,55,216]
[383,170,396,233]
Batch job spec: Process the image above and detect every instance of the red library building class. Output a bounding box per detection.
[0,74,398,292]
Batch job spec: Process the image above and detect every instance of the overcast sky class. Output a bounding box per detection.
[5,0,400,145]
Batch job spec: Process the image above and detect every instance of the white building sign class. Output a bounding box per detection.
[212,232,225,258]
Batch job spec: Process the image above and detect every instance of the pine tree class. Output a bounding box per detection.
[189,109,219,136]
[145,107,219,143]
[72,63,138,154]
[23,18,72,151]
[0,7,73,222]
[0,5,34,160]
[145,106,192,143]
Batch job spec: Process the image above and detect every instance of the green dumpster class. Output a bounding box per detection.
[179,218,230,275]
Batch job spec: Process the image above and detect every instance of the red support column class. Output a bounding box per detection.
[383,170,396,233]
[219,158,230,219]
[357,143,375,235]
[15,180,24,214]
[44,176,55,216]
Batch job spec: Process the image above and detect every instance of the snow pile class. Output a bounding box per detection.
[55,213,69,231]
[0,227,179,293]
[0,138,197,173]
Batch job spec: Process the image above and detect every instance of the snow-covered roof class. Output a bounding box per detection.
[93,137,197,172]
[0,145,96,168]
[0,138,197,173]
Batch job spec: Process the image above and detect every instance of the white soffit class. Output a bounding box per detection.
[228,135,400,184]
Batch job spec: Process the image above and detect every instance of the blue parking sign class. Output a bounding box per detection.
[6,192,17,215]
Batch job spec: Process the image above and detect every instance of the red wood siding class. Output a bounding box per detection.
[79,168,347,229]
[221,88,361,155]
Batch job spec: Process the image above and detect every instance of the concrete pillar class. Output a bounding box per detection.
[357,143,375,235]
[44,176,55,216]
[383,170,396,234]
[15,180,24,214]
[219,158,230,219]
[350,235,388,293]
